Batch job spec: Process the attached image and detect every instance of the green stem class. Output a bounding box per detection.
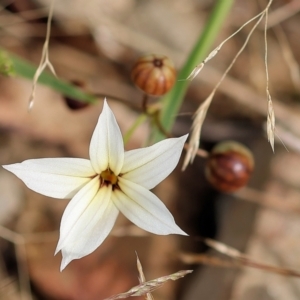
[152,0,234,141]
[9,53,97,104]
[123,114,147,145]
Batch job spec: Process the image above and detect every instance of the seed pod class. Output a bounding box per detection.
[64,80,90,110]
[131,54,176,96]
[205,141,254,192]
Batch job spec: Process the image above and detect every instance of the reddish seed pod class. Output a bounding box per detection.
[131,54,176,96]
[65,96,89,110]
[205,141,254,192]
[64,80,90,110]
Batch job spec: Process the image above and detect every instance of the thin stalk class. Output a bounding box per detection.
[9,53,97,104]
[124,114,147,145]
[152,0,234,142]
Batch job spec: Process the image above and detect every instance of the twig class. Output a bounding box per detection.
[28,0,56,110]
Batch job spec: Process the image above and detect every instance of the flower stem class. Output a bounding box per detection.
[124,114,148,145]
[151,0,234,142]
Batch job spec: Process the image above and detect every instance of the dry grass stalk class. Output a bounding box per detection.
[274,124,300,153]
[104,267,192,300]
[274,25,300,93]
[136,253,154,300]
[204,238,300,277]
[233,186,300,216]
[264,5,275,152]
[186,9,266,81]
[183,0,273,170]
[179,251,300,277]
[0,226,32,300]
[28,0,56,111]
[104,253,192,300]
[266,0,300,29]
[179,237,300,278]
[179,252,238,268]
[182,93,213,170]
[266,95,275,151]
[1,225,148,246]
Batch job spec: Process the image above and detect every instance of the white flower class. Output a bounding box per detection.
[3,101,188,270]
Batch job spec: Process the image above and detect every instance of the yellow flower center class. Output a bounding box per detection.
[100,169,118,185]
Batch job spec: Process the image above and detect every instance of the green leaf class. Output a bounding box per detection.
[0,50,15,76]
[9,53,97,104]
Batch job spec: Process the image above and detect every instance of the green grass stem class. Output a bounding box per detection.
[152,0,234,142]
[9,53,97,104]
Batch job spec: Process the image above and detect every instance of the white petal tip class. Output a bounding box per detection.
[60,255,72,272]
[153,224,188,236]
[102,99,114,118]
[179,230,189,236]
[172,227,188,236]
[103,98,109,110]
[182,134,189,141]
[54,247,60,256]
[178,134,188,144]
[2,164,13,171]
[177,134,189,148]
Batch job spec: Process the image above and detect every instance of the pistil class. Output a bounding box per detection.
[100,169,118,185]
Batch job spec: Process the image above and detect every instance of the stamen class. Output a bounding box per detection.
[100,169,118,185]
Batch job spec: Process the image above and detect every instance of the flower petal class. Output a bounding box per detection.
[3,158,95,199]
[113,177,187,236]
[56,177,119,270]
[89,100,124,175]
[121,135,188,189]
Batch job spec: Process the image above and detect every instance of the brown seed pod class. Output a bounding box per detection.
[131,54,176,96]
[205,141,254,192]
[64,80,90,110]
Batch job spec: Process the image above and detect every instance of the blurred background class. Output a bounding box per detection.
[1,0,300,299]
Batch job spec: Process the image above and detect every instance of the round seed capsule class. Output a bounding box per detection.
[205,141,254,192]
[131,54,176,96]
